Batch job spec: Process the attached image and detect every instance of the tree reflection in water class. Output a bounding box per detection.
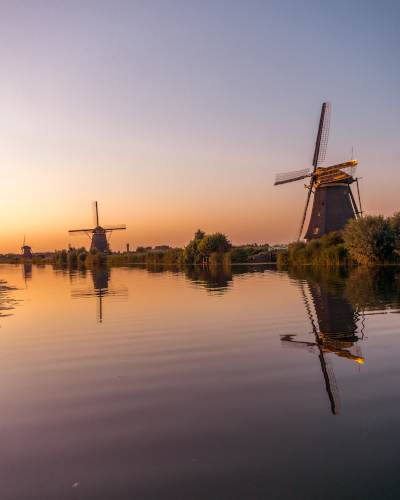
[144,263,277,294]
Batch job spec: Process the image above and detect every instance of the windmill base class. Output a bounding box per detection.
[91,232,108,252]
[303,183,355,240]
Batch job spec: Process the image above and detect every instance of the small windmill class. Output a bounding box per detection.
[21,235,33,259]
[68,202,126,252]
[274,102,363,241]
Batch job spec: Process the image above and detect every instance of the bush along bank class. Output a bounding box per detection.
[278,232,349,265]
[278,212,400,265]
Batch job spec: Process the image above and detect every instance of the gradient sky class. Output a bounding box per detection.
[1,0,399,252]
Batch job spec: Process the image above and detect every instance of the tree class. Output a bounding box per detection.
[198,233,231,259]
[230,247,248,263]
[183,238,199,263]
[194,229,205,240]
[389,212,400,255]
[321,231,344,248]
[343,215,396,264]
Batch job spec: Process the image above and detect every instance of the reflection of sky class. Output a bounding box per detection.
[2,264,400,497]
[1,2,400,252]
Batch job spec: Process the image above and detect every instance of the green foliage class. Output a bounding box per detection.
[343,215,396,265]
[136,246,146,253]
[106,248,184,265]
[229,247,249,263]
[209,252,224,265]
[86,250,106,264]
[183,239,199,263]
[277,236,348,265]
[51,249,67,265]
[321,231,344,248]
[67,250,77,264]
[194,229,205,240]
[198,233,231,258]
[389,212,400,254]
[78,252,87,262]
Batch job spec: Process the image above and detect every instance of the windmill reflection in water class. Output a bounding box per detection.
[280,280,364,416]
[72,267,128,322]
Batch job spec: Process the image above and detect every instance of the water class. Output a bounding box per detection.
[1,263,400,499]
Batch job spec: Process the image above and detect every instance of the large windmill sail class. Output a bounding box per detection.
[312,101,331,170]
[274,168,310,186]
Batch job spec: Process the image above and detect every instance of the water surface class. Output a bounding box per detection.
[1,263,400,499]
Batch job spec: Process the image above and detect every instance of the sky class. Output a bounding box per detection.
[1,0,399,252]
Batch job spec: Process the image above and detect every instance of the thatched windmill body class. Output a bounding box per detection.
[21,235,33,258]
[68,202,126,252]
[274,102,362,241]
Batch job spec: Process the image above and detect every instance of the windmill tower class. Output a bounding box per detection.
[68,202,126,252]
[274,102,363,241]
[21,235,33,259]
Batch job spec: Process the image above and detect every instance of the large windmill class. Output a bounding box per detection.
[68,202,126,252]
[274,102,362,241]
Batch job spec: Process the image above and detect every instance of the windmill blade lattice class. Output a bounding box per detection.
[68,230,92,236]
[102,224,126,230]
[313,101,331,169]
[92,201,99,226]
[274,168,310,186]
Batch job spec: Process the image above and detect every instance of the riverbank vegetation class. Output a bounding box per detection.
[3,214,400,267]
[278,212,400,265]
[1,229,272,267]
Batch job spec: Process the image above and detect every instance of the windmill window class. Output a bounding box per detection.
[344,189,346,194]
[322,202,325,206]
[314,228,319,234]
[318,210,320,216]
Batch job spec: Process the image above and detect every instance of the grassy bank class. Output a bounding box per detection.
[277,233,350,265]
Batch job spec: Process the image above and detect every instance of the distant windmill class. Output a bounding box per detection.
[21,235,33,259]
[68,202,126,252]
[274,102,363,241]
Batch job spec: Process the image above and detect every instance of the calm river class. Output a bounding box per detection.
[1,263,400,499]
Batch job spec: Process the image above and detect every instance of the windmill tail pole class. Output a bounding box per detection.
[348,185,360,218]
[294,184,313,241]
[356,178,363,216]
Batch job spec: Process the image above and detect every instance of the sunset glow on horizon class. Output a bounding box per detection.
[1,1,399,253]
